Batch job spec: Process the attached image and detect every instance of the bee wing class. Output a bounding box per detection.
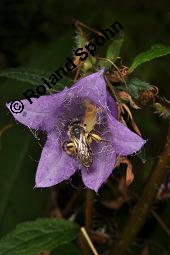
[76,132,92,167]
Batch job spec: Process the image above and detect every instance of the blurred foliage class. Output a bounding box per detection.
[0,0,170,254]
[0,218,78,255]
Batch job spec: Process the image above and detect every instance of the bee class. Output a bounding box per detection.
[63,100,103,168]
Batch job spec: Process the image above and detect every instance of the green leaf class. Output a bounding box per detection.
[106,36,124,61]
[125,78,151,98]
[0,68,51,85]
[129,44,170,72]
[98,35,124,69]
[0,218,79,255]
[74,31,86,49]
[0,68,73,91]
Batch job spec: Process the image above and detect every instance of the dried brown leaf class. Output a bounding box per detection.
[116,157,134,187]
[125,161,134,186]
[119,91,140,109]
[106,66,129,83]
[121,103,142,136]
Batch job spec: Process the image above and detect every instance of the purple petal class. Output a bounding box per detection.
[107,91,118,119]
[107,113,146,156]
[35,132,77,187]
[6,91,68,132]
[69,68,107,108]
[81,142,116,192]
[6,69,107,132]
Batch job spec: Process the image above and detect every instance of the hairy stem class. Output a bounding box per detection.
[110,127,170,255]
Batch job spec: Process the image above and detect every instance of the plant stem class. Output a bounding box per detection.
[83,189,94,255]
[110,127,170,255]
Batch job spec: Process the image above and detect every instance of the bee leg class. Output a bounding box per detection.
[63,141,76,155]
[89,133,103,142]
[88,133,109,143]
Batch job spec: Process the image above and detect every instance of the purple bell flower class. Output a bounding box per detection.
[6,69,145,192]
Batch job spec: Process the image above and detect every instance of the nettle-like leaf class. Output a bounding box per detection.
[0,68,51,85]
[0,218,79,255]
[129,44,170,72]
[125,78,151,99]
[0,68,72,91]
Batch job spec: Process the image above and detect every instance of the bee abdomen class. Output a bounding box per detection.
[78,146,93,168]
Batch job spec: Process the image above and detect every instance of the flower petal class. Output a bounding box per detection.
[69,68,107,108]
[35,132,77,187]
[6,89,68,132]
[107,113,146,156]
[81,142,116,192]
[6,69,107,132]
[107,91,118,119]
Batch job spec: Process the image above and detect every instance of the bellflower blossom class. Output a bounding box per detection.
[6,69,145,192]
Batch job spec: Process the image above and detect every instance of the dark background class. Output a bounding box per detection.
[0,0,170,254]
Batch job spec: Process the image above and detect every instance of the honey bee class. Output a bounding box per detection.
[63,100,103,168]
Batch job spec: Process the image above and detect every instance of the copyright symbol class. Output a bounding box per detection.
[10,100,24,113]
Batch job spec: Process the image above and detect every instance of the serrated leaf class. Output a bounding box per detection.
[129,44,170,72]
[126,78,151,98]
[0,68,72,92]
[0,68,51,85]
[0,218,79,255]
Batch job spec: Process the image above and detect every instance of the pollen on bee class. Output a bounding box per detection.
[83,100,98,132]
